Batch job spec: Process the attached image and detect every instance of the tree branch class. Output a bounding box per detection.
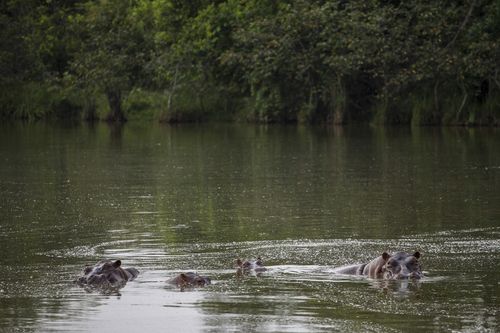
[444,0,476,50]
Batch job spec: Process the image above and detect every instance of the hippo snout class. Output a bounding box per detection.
[388,271,422,280]
[87,274,106,285]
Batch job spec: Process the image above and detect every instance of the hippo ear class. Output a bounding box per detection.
[413,251,421,259]
[112,260,122,268]
[179,273,189,282]
[382,252,390,260]
[236,259,243,267]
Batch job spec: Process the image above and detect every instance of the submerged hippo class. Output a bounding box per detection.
[235,257,267,275]
[333,251,423,279]
[168,272,211,289]
[76,259,139,287]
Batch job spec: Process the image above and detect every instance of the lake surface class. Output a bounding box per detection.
[0,122,499,332]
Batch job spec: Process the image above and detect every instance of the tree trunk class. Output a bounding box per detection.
[433,80,440,123]
[105,90,126,122]
[83,94,98,122]
[166,64,179,113]
[332,78,346,125]
[333,106,345,125]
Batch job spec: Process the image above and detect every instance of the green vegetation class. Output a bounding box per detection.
[0,0,498,125]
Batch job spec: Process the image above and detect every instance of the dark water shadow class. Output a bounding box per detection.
[75,280,128,296]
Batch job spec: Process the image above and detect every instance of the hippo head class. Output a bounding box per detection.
[77,260,129,286]
[236,257,266,271]
[168,272,211,290]
[177,272,211,287]
[383,252,423,280]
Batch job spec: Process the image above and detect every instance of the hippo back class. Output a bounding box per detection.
[332,263,367,275]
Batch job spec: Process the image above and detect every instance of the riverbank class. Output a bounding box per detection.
[1,83,498,126]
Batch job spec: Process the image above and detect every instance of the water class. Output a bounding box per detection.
[0,123,499,332]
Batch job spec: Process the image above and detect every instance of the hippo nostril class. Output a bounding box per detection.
[393,272,410,279]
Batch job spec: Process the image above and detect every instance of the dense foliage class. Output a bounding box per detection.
[1,0,498,125]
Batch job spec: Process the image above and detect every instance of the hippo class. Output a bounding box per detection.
[333,251,423,279]
[76,259,139,288]
[235,257,267,276]
[168,272,211,289]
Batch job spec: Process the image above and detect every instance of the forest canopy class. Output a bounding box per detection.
[0,0,499,125]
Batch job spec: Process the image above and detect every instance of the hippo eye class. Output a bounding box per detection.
[406,261,419,270]
[101,264,113,271]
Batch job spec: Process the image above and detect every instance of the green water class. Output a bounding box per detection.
[0,123,499,332]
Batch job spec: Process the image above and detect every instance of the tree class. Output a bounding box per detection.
[70,0,153,122]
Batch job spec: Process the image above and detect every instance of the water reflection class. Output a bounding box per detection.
[367,279,422,299]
